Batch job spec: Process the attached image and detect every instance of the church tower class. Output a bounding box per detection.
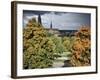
[38,14,42,25]
[50,21,53,29]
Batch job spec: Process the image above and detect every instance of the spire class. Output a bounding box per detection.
[50,21,52,29]
[38,14,42,24]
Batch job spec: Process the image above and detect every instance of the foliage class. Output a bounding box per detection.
[70,26,91,66]
[23,18,91,68]
[23,18,56,69]
[50,36,66,54]
[62,37,75,52]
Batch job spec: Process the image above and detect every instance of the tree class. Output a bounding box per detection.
[70,26,91,66]
[62,37,73,52]
[23,18,56,69]
[51,36,66,54]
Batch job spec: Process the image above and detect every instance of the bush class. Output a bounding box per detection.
[70,26,91,66]
[50,36,66,54]
[23,18,56,69]
[62,37,74,52]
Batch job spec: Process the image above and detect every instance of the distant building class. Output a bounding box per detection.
[43,20,77,37]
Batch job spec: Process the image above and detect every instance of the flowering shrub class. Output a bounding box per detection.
[23,18,56,69]
[70,26,91,66]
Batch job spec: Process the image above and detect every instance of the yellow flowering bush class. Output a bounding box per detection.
[70,26,91,66]
[23,18,56,69]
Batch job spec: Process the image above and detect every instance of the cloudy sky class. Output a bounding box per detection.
[23,10,91,30]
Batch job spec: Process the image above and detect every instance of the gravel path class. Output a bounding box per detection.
[52,52,72,68]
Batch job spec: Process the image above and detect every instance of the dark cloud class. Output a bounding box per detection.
[23,10,91,30]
